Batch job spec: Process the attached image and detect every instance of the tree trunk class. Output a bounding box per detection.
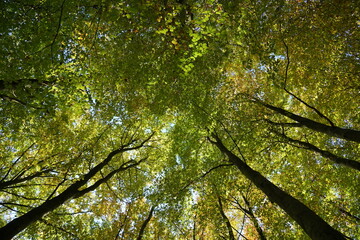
[260,101,360,143]
[137,206,155,240]
[217,196,236,240]
[0,184,82,240]
[277,132,360,171]
[209,134,346,240]
[0,135,152,239]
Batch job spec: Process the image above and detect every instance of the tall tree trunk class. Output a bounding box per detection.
[137,206,155,240]
[209,134,346,240]
[217,196,236,240]
[259,101,360,143]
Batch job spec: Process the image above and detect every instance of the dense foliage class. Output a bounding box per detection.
[0,0,359,239]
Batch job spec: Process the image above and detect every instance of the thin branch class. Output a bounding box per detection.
[217,196,236,240]
[54,210,91,216]
[273,130,360,171]
[115,202,133,240]
[238,214,247,240]
[194,103,246,161]
[0,190,45,201]
[178,163,234,193]
[101,170,122,200]
[240,193,266,240]
[1,143,35,182]
[284,89,335,127]
[0,205,26,215]
[0,202,33,209]
[89,6,103,52]
[40,219,79,239]
[0,183,57,189]
[115,213,129,240]
[339,208,360,222]
[232,226,249,240]
[282,38,290,89]
[219,121,247,162]
[52,0,66,61]
[264,119,303,128]
[46,177,68,201]
[230,196,251,216]
[74,158,147,198]
[0,94,30,107]
[282,39,334,127]
[0,169,52,190]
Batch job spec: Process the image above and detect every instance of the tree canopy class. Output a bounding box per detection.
[0,0,359,239]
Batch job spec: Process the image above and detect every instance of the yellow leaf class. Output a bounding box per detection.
[171,38,178,45]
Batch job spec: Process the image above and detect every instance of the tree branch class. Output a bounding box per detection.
[217,196,236,240]
[281,39,335,127]
[74,158,147,198]
[1,143,35,182]
[0,133,153,240]
[178,163,234,193]
[255,99,360,143]
[274,130,360,171]
[0,169,52,190]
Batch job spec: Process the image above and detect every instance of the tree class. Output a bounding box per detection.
[208,133,345,240]
[1,0,359,239]
[0,133,153,239]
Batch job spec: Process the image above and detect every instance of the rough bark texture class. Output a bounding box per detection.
[210,134,346,240]
[261,102,360,143]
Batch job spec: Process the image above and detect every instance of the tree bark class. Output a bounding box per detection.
[217,196,236,240]
[137,206,155,240]
[278,132,360,171]
[209,134,346,240]
[260,101,360,143]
